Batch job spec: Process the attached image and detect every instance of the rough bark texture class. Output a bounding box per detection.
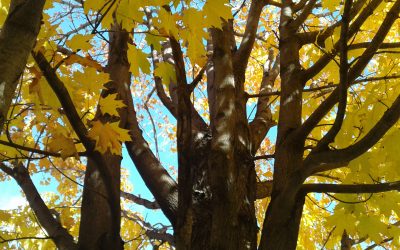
[78,26,130,250]
[259,1,307,249]
[173,22,258,250]
[0,0,45,132]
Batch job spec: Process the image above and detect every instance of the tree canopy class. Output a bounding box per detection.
[0,0,400,249]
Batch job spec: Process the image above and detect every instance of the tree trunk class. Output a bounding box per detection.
[174,133,258,250]
[259,181,306,250]
[258,1,307,249]
[78,26,130,250]
[174,23,258,250]
[0,0,45,132]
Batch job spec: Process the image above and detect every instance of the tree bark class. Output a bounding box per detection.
[174,23,258,250]
[0,0,45,132]
[259,1,307,249]
[78,26,130,250]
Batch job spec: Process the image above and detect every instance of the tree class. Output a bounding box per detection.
[0,0,400,249]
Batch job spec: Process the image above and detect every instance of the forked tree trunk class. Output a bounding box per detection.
[174,23,258,250]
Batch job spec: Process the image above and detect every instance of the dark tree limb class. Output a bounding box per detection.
[301,181,400,194]
[121,191,160,210]
[295,0,400,142]
[304,93,400,174]
[32,51,121,244]
[313,0,352,152]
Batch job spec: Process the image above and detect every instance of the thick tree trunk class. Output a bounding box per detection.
[258,1,307,249]
[258,178,306,250]
[78,26,130,250]
[174,134,258,250]
[174,23,258,250]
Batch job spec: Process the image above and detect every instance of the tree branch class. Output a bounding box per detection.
[304,93,400,174]
[121,191,160,210]
[291,0,318,30]
[0,139,86,158]
[302,0,383,81]
[256,180,273,199]
[249,53,279,151]
[124,88,178,225]
[313,0,351,151]
[301,181,400,194]
[32,51,120,241]
[234,0,266,80]
[295,0,400,142]
[0,163,77,249]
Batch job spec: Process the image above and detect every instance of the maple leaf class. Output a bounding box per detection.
[48,133,78,160]
[88,121,132,155]
[128,44,150,77]
[203,0,233,29]
[156,8,180,38]
[99,93,126,116]
[66,34,94,52]
[154,62,176,86]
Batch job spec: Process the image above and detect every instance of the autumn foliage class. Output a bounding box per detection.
[0,0,400,249]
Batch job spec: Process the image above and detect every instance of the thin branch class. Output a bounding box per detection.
[0,162,77,249]
[121,191,160,210]
[0,139,86,158]
[256,180,273,199]
[295,0,400,143]
[304,93,400,174]
[253,154,275,160]
[301,180,400,194]
[291,0,318,30]
[0,236,51,244]
[313,0,352,151]
[188,65,206,93]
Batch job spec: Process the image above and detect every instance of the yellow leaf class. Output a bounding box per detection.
[88,121,131,155]
[322,0,340,12]
[154,62,176,86]
[116,0,144,30]
[182,8,208,66]
[66,34,94,51]
[203,0,233,29]
[48,133,78,160]
[156,8,179,38]
[99,93,126,116]
[128,44,150,77]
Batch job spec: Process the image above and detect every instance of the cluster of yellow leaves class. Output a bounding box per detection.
[88,121,131,155]
[48,133,78,160]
